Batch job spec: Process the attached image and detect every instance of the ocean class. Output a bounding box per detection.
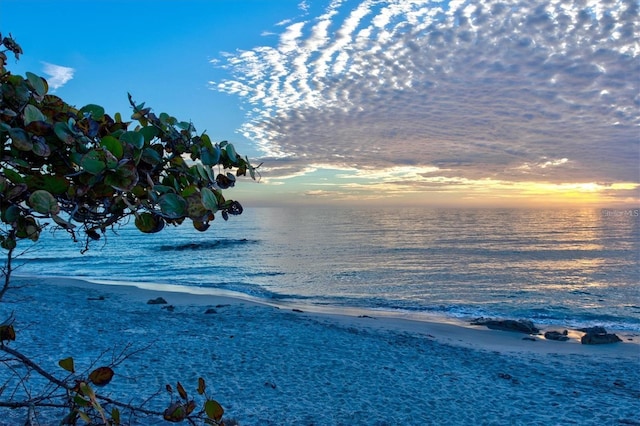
[15,206,640,332]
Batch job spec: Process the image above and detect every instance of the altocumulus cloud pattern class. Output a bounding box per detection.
[211,0,639,188]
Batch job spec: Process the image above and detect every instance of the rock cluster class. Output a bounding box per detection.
[470,318,540,334]
[578,326,622,345]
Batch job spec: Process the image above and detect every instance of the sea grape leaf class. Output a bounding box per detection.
[201,187,218,212]
[88,366,114,387]
[120,130,144,149]
[201,145,220,165]
[101,135,124,159]
[51,213,75,230]
[163,402,186,422]
[176,381,187,400]
[23,104,46,125]
[54,122,76,144]
[111,407,120,424]
[79,104,105,120]
[59,357,75,373]
[29,190,60,214]
[134,212,165,233]
[8,127,32,151]
[26,71,47,97]
[31,138,51,157]
[204,399,224,421]
[158,193,187,218]
[0,324,15,343]
[225,143,238,165]
[197,377,206,395]
[81,150,106,174]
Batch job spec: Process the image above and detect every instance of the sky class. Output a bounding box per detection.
[1,0,638,208]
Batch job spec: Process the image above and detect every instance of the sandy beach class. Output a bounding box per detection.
[1,276,639,425]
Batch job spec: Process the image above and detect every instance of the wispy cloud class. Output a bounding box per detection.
[211,0,639,202]
[42,62,75,90]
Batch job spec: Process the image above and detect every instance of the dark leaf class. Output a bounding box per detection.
[88,366,114,387]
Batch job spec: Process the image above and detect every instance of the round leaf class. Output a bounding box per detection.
[23,104,46,125]
[158,193,187,218]
[29,190,60,214]
[54,122,76,144]
[88,366,114,387]
[8,128,33,151]
[79,104,105,120]
[101,136,124,159]
[120,131,144,149]
[26,72,48,97]
[81,150,106,174]
[134,213,165,233]
[204,399,224,421]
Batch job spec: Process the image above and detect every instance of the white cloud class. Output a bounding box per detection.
[211,0,639,190]
[41,62,74,90]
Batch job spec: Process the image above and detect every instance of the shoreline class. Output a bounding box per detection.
[15,274,640,358]
[3,275,640,424]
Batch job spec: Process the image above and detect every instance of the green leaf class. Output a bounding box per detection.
[120,131,144,149]
[2,205,21,223]
[3,168,24,184]
[31,138,51,157]
[88,366,114,387]
[58,357,75,373]
[158,193,187,218]
[54,122,76,144]
[139,126,159,144]
[163,402,187,422]
[101,136,124,159]
[81,150,106,174]
[23,104,46,125]
[111,407,121,424]
[79,104,105,120]
[141,147,162,165]
[8,128,33,151]
[29,190,60,214]
[204,399,224,421]
[201,188,218,212]
[201,145,220,165]
[225,143,238,164]
[26,72,47,97]
[134,213,165,233]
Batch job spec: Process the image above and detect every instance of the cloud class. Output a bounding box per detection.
[211,0,639,194]
[41,62,74,91]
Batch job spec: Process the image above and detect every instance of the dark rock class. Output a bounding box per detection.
[544,330,570,341]
[161,305,175,312]
[470,318,539,334]
[87,295,105,301]
[204,308,218,314]
[577,326,607,334]
[292,308,304,313]
[147,297,167,305]
[581,331,622,345]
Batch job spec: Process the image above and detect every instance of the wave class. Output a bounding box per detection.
[158,238,257,251]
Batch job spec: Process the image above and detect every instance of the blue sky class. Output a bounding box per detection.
[1,0,638,207]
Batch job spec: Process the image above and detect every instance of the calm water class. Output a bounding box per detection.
[16,206,640,331]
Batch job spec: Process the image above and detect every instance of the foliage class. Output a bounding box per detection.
[0,33,259,256]
[0,34,256,424]
[1,333,227,425]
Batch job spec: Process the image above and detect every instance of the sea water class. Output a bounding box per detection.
[15,206,640,331]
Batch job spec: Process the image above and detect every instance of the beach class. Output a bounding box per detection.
[1,276,638,425]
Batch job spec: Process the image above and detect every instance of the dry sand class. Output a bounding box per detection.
[1,276,639,425]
